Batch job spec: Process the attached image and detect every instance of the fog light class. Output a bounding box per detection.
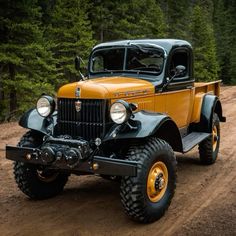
[95,138,102,146]
[26,154,31,160]
[93,163,99,170]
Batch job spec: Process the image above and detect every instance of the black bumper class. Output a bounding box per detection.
[6,145,137,177]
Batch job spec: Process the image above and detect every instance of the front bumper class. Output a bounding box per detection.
[6,145,137,177]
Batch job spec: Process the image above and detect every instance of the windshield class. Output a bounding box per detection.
[90,46,164,75]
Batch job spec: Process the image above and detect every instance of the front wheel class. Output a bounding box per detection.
[120,138,177,223]
[14,131,69,199]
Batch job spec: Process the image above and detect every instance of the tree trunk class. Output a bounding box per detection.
[0,77,4,102]
[9,64,17,114]
[0,75,5,121]
[100,27,104,42]
[0,65,4,103]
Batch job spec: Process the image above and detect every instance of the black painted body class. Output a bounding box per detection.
[19,109,57,135]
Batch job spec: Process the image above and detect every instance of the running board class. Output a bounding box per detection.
[182,132,211,153]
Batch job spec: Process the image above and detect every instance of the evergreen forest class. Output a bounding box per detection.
[0,0,235,121]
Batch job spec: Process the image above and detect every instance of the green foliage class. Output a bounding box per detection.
[214,0,236,84]
[161,0,191,39]
[190,5,219,81]
[0,0,235,121]
[46,0,95,85]
[0,0,56,120]
[89,0,166,42]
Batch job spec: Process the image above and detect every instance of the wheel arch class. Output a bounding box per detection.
[214,99,225,122]
[19,108,57,135]
[103,110,183,152]
[198,95,226,133]
[152,119,183,152]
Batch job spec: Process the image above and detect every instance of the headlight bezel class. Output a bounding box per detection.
[110,100,132,124]
[36,95,55,117]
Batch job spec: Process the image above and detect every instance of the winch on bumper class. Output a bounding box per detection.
[6,136,137,177]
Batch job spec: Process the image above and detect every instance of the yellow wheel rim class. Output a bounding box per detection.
[212,126,218,152]
[147,161,168,203]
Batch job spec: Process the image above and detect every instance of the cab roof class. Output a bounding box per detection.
[93,39,192,54]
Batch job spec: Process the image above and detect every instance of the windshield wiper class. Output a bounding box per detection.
[104,69,159,75]
[103,69,116,74]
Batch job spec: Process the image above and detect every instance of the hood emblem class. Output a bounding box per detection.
[75,87,80,97]
[75,100,82,112]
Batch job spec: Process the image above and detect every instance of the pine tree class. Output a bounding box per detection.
[160,0,191,39]
[227,1,236,84]
[46,0,95,84]
[214,0,236,84]
[88,0,114,42]
[115,0,166,39]
[0,0,55,120]
[1,0,235,122]
[89,0,166,42]
[190,4,219,81]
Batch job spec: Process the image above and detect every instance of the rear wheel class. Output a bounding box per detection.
[120,138,177,223]
[199,113,220,165]
[14,131,69,199]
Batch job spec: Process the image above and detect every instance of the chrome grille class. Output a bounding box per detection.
[57,98,108,140]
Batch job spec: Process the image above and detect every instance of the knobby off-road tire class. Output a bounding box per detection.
[120,137,177,223]
[199,113,220,165]
[14,131,69,200]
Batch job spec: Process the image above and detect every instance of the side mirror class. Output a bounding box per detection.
[161,65,186,92]
[75,56,81,71]
[175,65,186,77]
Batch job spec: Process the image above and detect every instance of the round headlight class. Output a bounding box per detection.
[110,100,132,124]
[36,95,55,117]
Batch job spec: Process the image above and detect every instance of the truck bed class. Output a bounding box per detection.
[194,80,221,97]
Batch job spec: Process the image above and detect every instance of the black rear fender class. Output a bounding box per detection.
[198,95,226,133]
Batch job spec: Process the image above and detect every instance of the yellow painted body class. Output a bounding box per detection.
[57,76,221,128]
[57,77,154,99]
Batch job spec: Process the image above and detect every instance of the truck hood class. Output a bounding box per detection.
[57,76,154,99]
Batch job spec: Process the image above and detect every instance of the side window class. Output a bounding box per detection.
[169,50,189,79]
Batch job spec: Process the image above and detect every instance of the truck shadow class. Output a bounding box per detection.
[4,151,220,235]
[176,152,201,165]
[62,176,120,200]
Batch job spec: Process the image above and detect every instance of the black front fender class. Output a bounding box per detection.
[19,108,57,135]
[104,110,183,152]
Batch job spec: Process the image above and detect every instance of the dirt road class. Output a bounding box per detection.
[0,86,235,236]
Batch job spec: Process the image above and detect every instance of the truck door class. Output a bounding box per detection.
[164,48,195,128]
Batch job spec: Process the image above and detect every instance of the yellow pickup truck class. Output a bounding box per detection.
[6,39,226,223]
